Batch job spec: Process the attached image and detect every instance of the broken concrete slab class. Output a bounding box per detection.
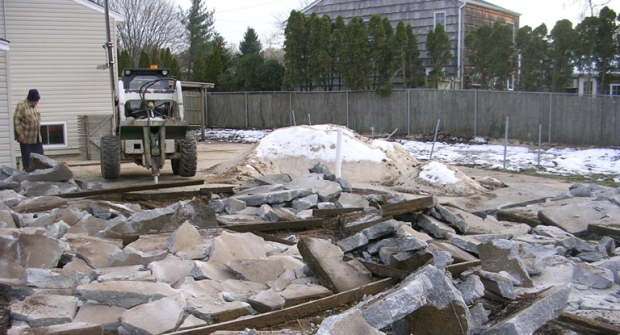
[478,239,534,287]
[178,279,252,323]
[336,193,370,208]
[147,257,196,284]
[204,231,271,281]
[480,284,571,335]
[24,268,80,289]
[170,198,218,229]
[279,283,333,307]
[168,221,203,254]
[10,196,68,213]
[317,309,384,335]
[178,314,208,331]
[573,262,614,289]
[108,246,168,268]
[592,256,620,284]
[120,293,186,335]
[397,225,434,242]
[10,294,80,328]
[73,239,122,269]
[220,279,268,303]
[433,204,470,233]
[497,206,542,227]
[77,281,177,309]
[285,174,342,202]
[457,274,485,305]
[0,235,25,282]
[19,234,67,269]
[248,289,286,313]
[538,201,620,236]
[233,188,314,207]
[476,270,516,299]
[291,193,319,211]
[430,241,478,263]
[26,158,74,183]
[416,214,456,239]
[73,302,127,331]
[7,322,103,334]
[337,232,369,253]
[225,259,286,283]
[363,219,409,241]
[123,206,177,236]
[298,237,372,293]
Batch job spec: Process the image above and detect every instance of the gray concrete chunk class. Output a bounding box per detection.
[291,193,319,211]
[73,302,127,331]
[417,214,456,239]
[573,262,614,289]
[476,270,516,299]
[478,239,534,287]
[285,175,342,202]
[480,284,570,335]
[318,309,384,335]
[10,294,79,328]
[19,234,67,269]
[225,259,285,283]
[168,221,203,254]
[77,281,177,308]
[234,188,313,206]
[120,294,186,335]
[248,289,286,313]
[457,275,485,305]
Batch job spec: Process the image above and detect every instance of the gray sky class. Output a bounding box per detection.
[174,0,620,49]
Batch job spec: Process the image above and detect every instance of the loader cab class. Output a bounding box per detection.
[121,68,175,119]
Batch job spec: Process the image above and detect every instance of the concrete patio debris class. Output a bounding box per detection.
[0,141,619,335]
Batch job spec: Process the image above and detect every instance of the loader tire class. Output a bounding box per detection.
[101,135,120,179]
[171,158,180,175]
[178,134,197,177]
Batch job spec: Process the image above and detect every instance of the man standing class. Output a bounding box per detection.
[14,89,44,172]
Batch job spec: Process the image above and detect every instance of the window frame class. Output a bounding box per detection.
[506,75,514,91]
[40,122,68,149]
[434,11,446,29]
[610,84,620,96]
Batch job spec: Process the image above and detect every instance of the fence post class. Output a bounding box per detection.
[407,90,411,136]
[245,92,249,128]
[289,92,293,126]
[474,90,478,138]
[346,91,350,129]
[548,93,553,144]
[430,119,441,160]
[538,124,542,167]
[504,116,509,170]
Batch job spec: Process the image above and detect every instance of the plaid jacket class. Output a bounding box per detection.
[13,99,42,144]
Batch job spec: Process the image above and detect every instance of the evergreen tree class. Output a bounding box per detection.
[118,49,133,76]
[170,58,182,79]
[309,14,332,90]
[517,24,550,91]
[426,24,452,88]
[238,54,264,91]
[205,48,223,87]
[283,10,311,90]
[368,15,387,89]
[549,20,577,92]
[150,47,161,68]
[138,49,151,68]
[239,27,263,56]
[259,59,285,91]
[404,24,423,88]
[330,16,346,90]
[159,49,167,68]
[487,22,515,90]
[163,48,174,69]
[575,17,599,92]
[341,18,371,90]
[594,7,619,94]
[382,20,408,93]
[191,50,206,82]
[183,0,215,80]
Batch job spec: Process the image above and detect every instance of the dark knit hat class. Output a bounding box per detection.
[27,89,40,101]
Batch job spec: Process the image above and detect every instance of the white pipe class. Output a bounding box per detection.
[457,0,467,82]
[335,129,343,178]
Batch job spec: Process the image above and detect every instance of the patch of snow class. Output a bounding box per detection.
[419,162,460,185]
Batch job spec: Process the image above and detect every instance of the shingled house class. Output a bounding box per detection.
[0,0,123,167]
[302,0,520,89]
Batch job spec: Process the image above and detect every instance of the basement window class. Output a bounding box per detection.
[41,122,67,147]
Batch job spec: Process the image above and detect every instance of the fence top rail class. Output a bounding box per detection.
[206,89,620,99]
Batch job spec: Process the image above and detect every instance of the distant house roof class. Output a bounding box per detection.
[75,0,125,22]
[0,39,8,51]
[302,0,521,17]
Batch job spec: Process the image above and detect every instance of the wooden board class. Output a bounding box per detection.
[313,207,365,218]
[169,277,398,335]
[223,219,324,233]
[59,179,205,198]
[381,196,435,217]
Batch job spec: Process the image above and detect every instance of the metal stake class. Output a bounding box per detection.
[430,119,441,160]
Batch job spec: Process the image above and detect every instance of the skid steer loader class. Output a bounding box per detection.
[100,68,197,183]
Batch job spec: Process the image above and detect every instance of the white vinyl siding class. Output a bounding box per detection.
[5,0,119,156]
[0,47,15,168]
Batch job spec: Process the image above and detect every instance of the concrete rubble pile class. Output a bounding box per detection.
[0,157,619,335]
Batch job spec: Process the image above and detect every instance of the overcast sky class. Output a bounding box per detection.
[174,0,620,50]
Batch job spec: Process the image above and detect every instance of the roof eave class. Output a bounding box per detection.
[72,0,125,23]
[467,1,521,18]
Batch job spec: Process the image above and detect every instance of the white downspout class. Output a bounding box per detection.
[457,0,467,87]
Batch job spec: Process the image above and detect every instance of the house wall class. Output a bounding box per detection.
[1,0,119,157]
[0,39,15,168]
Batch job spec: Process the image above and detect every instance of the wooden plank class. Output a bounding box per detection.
[169,277,398,335]
[381,196,435,217]
[554,312,620,335]
[358,260,410,280]
[446,260,480,276]
[224,219,324,233]
[587,223,620,239]
[200,186,236,195]
[58,179,205,198]
[313,207,365,218]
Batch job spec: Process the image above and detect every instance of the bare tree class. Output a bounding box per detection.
[107,0,185,65]
[568,0,612,19]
